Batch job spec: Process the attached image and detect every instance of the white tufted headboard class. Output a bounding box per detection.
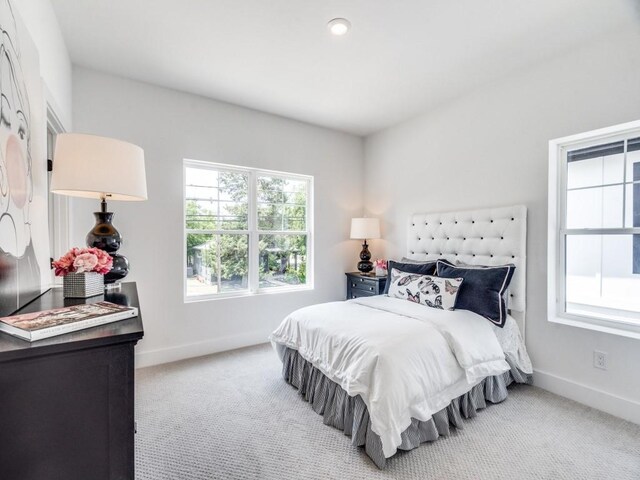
[406,205,527,338]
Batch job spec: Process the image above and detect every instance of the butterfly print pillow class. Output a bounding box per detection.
[388,268,463,311]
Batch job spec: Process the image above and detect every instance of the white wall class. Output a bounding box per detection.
[71,67,364,367]
[14,0,72,128]
[364,28,640,423]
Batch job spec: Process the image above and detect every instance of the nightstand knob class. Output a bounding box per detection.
[370,287,374,291]
[351,283,356,288]
[359,278,364,282]
[352,295,356,299]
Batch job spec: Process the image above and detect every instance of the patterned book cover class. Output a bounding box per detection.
[0,302,138,341]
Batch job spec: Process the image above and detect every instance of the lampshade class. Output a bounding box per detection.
[350,218,380,240]
[51,133,147,201]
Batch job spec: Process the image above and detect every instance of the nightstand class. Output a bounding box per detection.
[345,272,387,300]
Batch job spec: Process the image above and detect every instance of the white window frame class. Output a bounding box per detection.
[46,104,69,286]
[548,119,640,340]
[183,159,314,302]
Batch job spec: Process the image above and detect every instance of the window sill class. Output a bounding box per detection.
[549,314,640,340]
[184,284,314,303]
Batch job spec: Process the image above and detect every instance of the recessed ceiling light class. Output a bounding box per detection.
[328,18,351,36]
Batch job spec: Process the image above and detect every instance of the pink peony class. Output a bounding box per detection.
[374,259,387,269]
[52,248,80,276]
[53,247,113,276]
[73,253,99,273]
[90,248,114,275]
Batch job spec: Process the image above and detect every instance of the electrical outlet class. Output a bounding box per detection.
[594,350,607,370]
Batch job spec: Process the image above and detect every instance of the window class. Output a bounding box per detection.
[548,120,640,339]
[184,160,313,300]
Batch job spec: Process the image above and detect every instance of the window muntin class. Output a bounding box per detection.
[257,176,307,231]
[550,124,640,336]
[184,161,312,299]
[185,168,249,230]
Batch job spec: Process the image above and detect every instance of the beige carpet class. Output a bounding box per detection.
[135,343,640,480]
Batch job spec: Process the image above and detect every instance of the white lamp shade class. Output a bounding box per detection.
[350,218,380,240]
[51,133,148,201]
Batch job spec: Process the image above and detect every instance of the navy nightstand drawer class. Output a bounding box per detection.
[349,277,377,292]
[348,289,376,300]
[345,272,387,300]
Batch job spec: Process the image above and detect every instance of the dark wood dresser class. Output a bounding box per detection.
[345,272,387,299]
[0,282,144,480]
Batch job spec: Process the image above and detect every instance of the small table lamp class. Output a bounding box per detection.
[50,133,147,284]
[350,217,380,274]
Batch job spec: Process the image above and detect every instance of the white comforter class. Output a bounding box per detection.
[270,295,511,458]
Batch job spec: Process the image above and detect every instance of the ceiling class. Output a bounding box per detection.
[51,0,639,136]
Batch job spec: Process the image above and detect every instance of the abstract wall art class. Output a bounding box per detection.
[0,0,50,317]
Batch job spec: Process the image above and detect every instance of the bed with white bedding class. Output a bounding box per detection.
[271,296,532,467]
[270,205,533,467]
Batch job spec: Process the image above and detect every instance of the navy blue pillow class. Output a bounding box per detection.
[384,260,437,294]
[436,260,515,328]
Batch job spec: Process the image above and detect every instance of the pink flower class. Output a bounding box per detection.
[73,253,99,273]
[53,247,113,276]
[90,248,114,275]
[374,259,387,269]
[52,248,79,276]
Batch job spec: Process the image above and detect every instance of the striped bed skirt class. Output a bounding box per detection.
[280,346,532,468]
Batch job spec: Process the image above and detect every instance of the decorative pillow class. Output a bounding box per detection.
[388,268,463,311]
[400,257,435,264]
[384,260,437,294]
[436,260,515,327]
[454,259,510,311]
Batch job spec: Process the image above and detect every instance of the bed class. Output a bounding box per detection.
[270,205,533,468]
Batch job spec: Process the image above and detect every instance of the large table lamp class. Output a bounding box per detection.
[50,133,147,284]
[350,217,380,274]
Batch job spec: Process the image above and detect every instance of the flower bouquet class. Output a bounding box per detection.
[53,247,113,298]
[374,259,388,277]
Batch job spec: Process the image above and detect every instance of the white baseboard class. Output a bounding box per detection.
[135,330,269,368]
[533,369,640,425]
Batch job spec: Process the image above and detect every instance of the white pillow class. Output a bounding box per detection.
[388,268,463,311]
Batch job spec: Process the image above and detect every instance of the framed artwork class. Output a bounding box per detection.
[0,0,50,316]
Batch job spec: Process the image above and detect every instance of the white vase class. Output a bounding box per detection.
[375,267,387,277]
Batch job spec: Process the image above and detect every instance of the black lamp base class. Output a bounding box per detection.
[357,240,373,274]
[86,199,130,284]
[105,253,130,284]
